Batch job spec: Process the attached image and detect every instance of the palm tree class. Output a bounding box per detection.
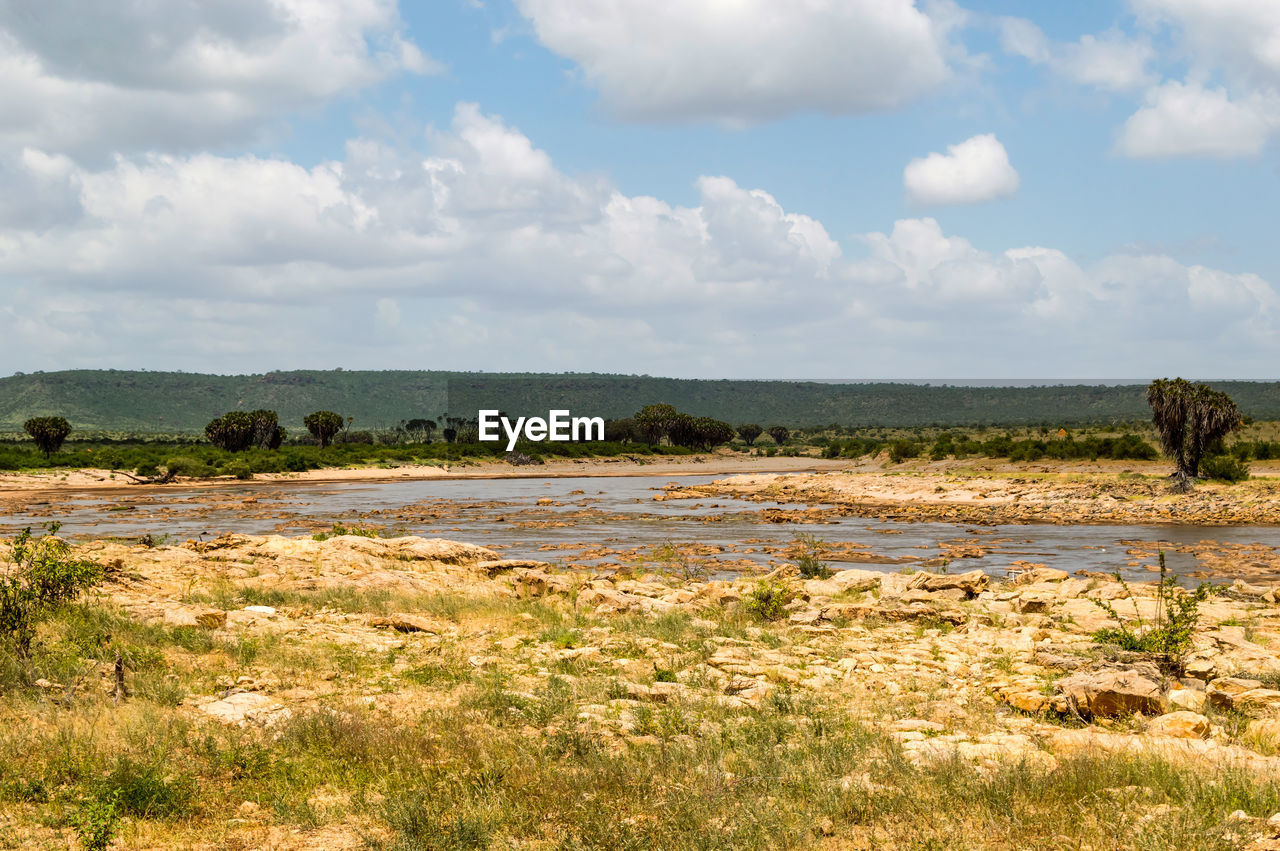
[1147,378,1241,489]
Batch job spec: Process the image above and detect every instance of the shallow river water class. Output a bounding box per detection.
[7,474,1280,585]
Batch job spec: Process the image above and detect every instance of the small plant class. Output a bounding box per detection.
[0,525,102,657]
[792,533,834,580]
[312,523,380,541]
[70,793,120,851]
[1089,553,1209,671]
[744,579,792,621]
[221,459,254,480]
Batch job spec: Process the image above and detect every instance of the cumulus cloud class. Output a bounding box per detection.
[512,0,965,123]
[0,103,1274,376]
[0,0,437,161]
[902,134,1019,205]
[1113,1,1280,157]
[999,17,1157,92]
[1116,81,1277,157]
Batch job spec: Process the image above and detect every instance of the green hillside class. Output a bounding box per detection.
[3,370,1280,433]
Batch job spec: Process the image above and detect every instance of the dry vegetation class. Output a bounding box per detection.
[3,532,1280,849]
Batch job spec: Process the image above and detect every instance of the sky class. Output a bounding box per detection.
[0,0,1278,379]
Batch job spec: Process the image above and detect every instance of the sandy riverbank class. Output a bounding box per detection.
[0,453,849,497]
[673,459,1280,526]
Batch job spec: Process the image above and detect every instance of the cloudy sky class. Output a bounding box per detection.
[1,0,1277,379]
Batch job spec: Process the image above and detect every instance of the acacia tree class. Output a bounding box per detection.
[737,424,763,446]
[23,417,72,458]
[768,426,790,446]
[1147,378,1242,488]
[304,410,345,448]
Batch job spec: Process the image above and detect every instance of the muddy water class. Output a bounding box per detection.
[7,475,1280,585]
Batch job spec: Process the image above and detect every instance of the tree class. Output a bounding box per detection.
[666,412,698,448]
[247,409,283,450]
[205,411,254,451]
[635,404,678,446]
[304,410,345,448]
[405,418,437,443]
[768,426,790,446]
[1147,378,1242,488]
[693,417,735,450]
[737,423,763,446]
[23,417,71,458]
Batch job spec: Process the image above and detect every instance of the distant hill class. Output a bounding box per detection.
[3,370,1280,433]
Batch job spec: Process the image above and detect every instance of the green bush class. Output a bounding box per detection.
[1199,454,1249,483]
[0,525,102,657]
[792,533,833,579]
[888,440,920,463]
[744,579,792,621]
[220,459,253,480]
[162,456,207,477]
[1091,553,1209,671]
[70,793,120,851]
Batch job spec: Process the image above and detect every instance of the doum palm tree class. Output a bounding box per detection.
[1147,378,1241,490]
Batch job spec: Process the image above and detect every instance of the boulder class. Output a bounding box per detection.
[908,569,988,599]
[576,586,640,615]
[1207,677,1280,713]
[511,568,571,599]
[1055,669,1167,718]
[1146,711,1211,740]
[1012,567,1069,585]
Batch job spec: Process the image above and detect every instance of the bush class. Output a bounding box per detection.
[70,794,120,851]
[0,525,102,657]
[221,460,253,480]
[744,579,792,621]
[1199,454,1249,483]
[1091,553,1209,671]
[162,456,206,478]
[792,534,833,579]
[888,440,920,463]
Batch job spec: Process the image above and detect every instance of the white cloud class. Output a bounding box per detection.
[903,134,1020,205]
[0,0,437,161]
[512,0,965,123]
[0,103,1275,376]
[999,17,1156,92]
[1116,81,1277,157]
[1131,0,1280,89]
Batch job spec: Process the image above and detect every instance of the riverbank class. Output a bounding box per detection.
[670,459,1280,527]
[4,531,1280,848]
[0,452,848,497]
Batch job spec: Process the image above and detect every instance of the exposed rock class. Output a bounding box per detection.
[510,568,572,599]
[197,691,291,727]
[1146,711,1211,740]
[1055,668,1167,718]
[907,569,988,599]
[1207,677,1280,714]
[164,607,226,630]
[369,614,437,633]
[1012,567,1070,585]
[576,586,641,615]
[1168,688,1208,713]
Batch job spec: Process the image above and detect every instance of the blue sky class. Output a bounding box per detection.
[1,0,1277,378]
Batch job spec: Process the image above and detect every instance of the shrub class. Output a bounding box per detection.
[1090,553,1209,671]
[312,523,380,541]
[744,579,792,621]
[888,440,920,463]
[221,460,253,480]
[0,525,103,657]
[70,793,120,851]
[1199,453,1249,483]
[162,456,206,478]
[792,533,833,580]
[23,416,72,458]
